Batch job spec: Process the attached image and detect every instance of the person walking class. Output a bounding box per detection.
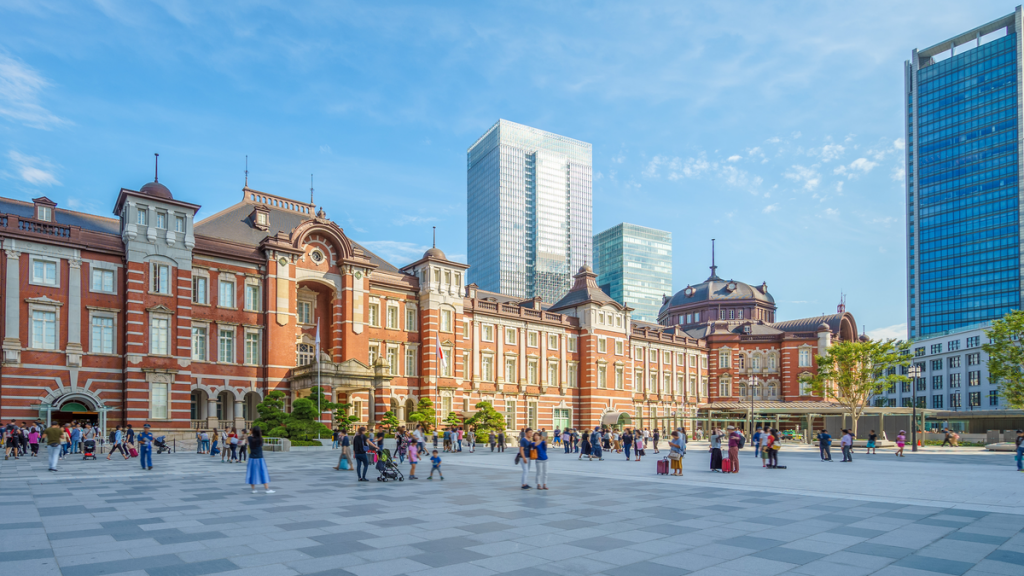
[562,429,571,454]
[580,428,592,460]
[497,430,506,453]
[896,430,906,457]
[765,428,780,468]
[518,427,533,489]
[488,431,496,452]
[199,430,210,454]
[333,429,352,471]
[532,431,548,490]
[866,430,878,455]
[352,427,378,482]
[635,431,645,462]
[427,450,444,480]
[752,427,763,459]
[709,428,724,472]
[106,426,129,461]
[70,424,82,455]
[228,427,240,463]
[652,428,660,454]
[941,429,952,447]
[413,424,426,454]
[669,430,685,476]
[408,433,420,479]
[727,426,741,473]
[622,428,632,460]
[840,429,854,462]
[28,426,40,457]
[590,427,604,461]
[245,426,274,493]
[332,429,340,450]
[44,422,62,471]
[817,429,833,461]
[238,429,249,462]
[137,424,155,470]
[467,429,476,453]
[1015,430,1024,473]
[210,429,220,458]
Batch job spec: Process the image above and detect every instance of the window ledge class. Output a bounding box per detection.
[216,306,237,311]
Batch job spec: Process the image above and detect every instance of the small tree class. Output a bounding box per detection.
[408,398,436,432]
[284,398,333,440]
[252,390,288,433]
[443,411,462,429]
[379,410,401,432]
[983,310,1024,408]
[465,401,506,434]
[333,402,360,433]
[802,338,911,436]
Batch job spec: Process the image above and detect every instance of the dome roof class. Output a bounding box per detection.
[817,322,831,332]
[423,247,446,260]
[661,274,774,312]
[139,181,173,199]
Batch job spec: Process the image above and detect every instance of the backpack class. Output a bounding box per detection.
[738,435,746,449]
[109,430,117,443]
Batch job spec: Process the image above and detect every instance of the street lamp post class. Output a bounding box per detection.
[909,364,921,452]
[748,375,759,439]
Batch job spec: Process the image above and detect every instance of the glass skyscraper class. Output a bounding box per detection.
[467,119,593,302]
[906,9,1021,339]
[593,223,672,323]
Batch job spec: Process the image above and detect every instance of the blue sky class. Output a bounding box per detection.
[0,0,1017,339]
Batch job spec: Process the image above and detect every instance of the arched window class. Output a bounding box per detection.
[738,382,747,398]
[297,343,315,366]
[767,382,779,399]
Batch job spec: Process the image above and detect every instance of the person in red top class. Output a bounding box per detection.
[727,426,741,473]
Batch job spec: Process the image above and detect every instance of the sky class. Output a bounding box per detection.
[0,0,1018,340]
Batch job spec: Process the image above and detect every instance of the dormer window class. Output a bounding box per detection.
[38,206,52,222]
[257,212,268,226]
[251,206,270,231]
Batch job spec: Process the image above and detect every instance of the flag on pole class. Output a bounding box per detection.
[315,320,321,363]
[436,334,447,374]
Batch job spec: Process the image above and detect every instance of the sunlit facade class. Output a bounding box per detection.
[593,223,672,322]
[467,119,592,303]
[906,9,1022,338]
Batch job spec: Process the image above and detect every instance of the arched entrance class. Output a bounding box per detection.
[51,395,99,427]
[242,391,261,425]
[191,389,210,424]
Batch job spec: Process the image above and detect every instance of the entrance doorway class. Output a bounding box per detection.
[51,400,98,427]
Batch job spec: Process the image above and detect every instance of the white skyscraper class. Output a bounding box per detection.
[467,119,593,302]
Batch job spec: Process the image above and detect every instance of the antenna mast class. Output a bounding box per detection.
[154,153,159,182]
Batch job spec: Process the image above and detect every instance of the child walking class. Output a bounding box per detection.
[895,430,906,457]
[634,434,645,461]
[427,450,443,480]
[408,437,420,479]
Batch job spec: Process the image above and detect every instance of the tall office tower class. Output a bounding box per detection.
[593,223,673,322]
[467,119,593,302]
[906,9,1022,339]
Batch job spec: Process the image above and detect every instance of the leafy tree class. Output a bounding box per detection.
[252,390,288,433]
[983,310,1024,408]
[801,338,911,435]
[443,411,462,428]
[408,398,436,432]
[333,402,360,433]
[465,401,506,434]
[379,410,401,431]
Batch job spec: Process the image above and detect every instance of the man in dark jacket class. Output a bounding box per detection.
[590,428,603,460]
[622,429,633,460]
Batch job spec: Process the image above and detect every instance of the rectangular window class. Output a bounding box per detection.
[91,316,114,354]
[914,347,925,357]
[482,356,493,382]
[32,259,57,286]
[482,324,494,342]
[930,359,941,371]
[528,402,538,429]
[387,348,398,375]
[150,316,169,355]
[150,382,168,420]
[156,211,167,229]
[548,334,558,350]
[932,395,943,409]
[989,390,999,406]
[505,357,517,382]
[969,392,980,407]
[567,363,578,388]
[192,326,207,361]
[175,215,185,232]
[901,381,911,393]
[932,375,942,389]
[218,279,235,308]
[948,356,961,369]
[91,268,115,293]
[568,336,577,352]
[463,321,470,338]
[218,329,234,363]
[38,205,52,221]
[386,306,399,330]
[151,264,170,294]
[30,310,57,349]
[405,306,417,331]
[689,376,696,396]
[598,338,607,353]
[528,332,538,347]
[368,303,380,327]
[505,328,516,345]
[505,400,516,430]
[798,349,811,367]
[615,340,623,355]
[966,336,980,348]
[635,347,643,360]
[244,332,259,365]
[967,353,980,366]
[244,284,260,311]
[527,360,537,385]
[598,365,607,389]
[689,354,696,367]
[968,371,980,386]
[297,301,312,325]
[440,309,452,332]
[702,357,708,369]
[950,393,961,408]
[931,344,941,354]
[615,366,624,390]
[137,208,148,225]
[405,348,417,376]
[917,377,926,392]
[719,350,731,368]
[948,340,960,351]
[442,348,452,377]
[192,276,208,304]
[549,363,558,386]
[949,373,961,388]
[676,375,683,395]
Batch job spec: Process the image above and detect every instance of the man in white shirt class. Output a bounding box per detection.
[840,429,854,462]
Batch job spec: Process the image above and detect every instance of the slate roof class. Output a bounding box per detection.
[194,199,400,273]
[549,266,624,312]
[769,313,847,334]
[661,274,775,313]
[0,197,120,235]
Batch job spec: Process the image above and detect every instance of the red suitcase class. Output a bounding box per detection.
[722,456,732,473]
[129,447,139,458]
[656,459,669,475]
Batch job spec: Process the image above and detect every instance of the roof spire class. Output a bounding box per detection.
[708,238,720,281]
[432,226,436,248]
[244,155,248,187]
[310,174,314,205]
[154,153,159,182]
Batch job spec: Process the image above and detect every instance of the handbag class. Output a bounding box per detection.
[530,448,538,459]
[668,452,681,460]
[339,457,350,470]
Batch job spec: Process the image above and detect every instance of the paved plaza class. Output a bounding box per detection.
[2,441,1024,576]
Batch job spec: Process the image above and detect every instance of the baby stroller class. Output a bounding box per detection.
[82,439,97,460]
[154,436,172,454]
[375,448,404,482]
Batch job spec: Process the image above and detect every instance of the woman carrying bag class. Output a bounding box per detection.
[668,431,685,476]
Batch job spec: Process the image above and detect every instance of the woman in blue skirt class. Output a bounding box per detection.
[245,427,274,494]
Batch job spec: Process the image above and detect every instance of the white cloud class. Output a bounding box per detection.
[762,203,779,214]
[834,157,877,178]
[611,152,625,164]
[0,55,67,130]
[765,137,781,144]
[792,131,802,139]
[891,165,906,182]
[357,240,430,265]
[824,207,840,217]
[868,323,907,341]
[872,216,896,226]
[643,155,670,178]
[727,155,741,162]
[835,181,844,194]
[392,214,437,226]
[893,137,905,151]
[783,164,820,191]
[7,150,60,186]
[319,145,332,154]
[818,143,845,162]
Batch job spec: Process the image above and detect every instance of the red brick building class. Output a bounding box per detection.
[0,174,855,436]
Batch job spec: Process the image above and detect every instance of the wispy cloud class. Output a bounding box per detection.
[762,203,779,214]
[727,155,741,162]
[868,323,907,341]
[783,164,820,191]
[0,54,67,130]
[6,150,61,186]
[833,157,877,178]
[392,214,437,226]
[319,145,332,154]
[357,240,429,265]
[891,165,906,182]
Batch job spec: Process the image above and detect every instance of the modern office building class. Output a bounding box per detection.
[467,119,593,303]
[593,223,672,322]
[905,9,1022,339]
[877,325,998,412]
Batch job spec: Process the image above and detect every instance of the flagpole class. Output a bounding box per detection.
[316,321,322,439]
